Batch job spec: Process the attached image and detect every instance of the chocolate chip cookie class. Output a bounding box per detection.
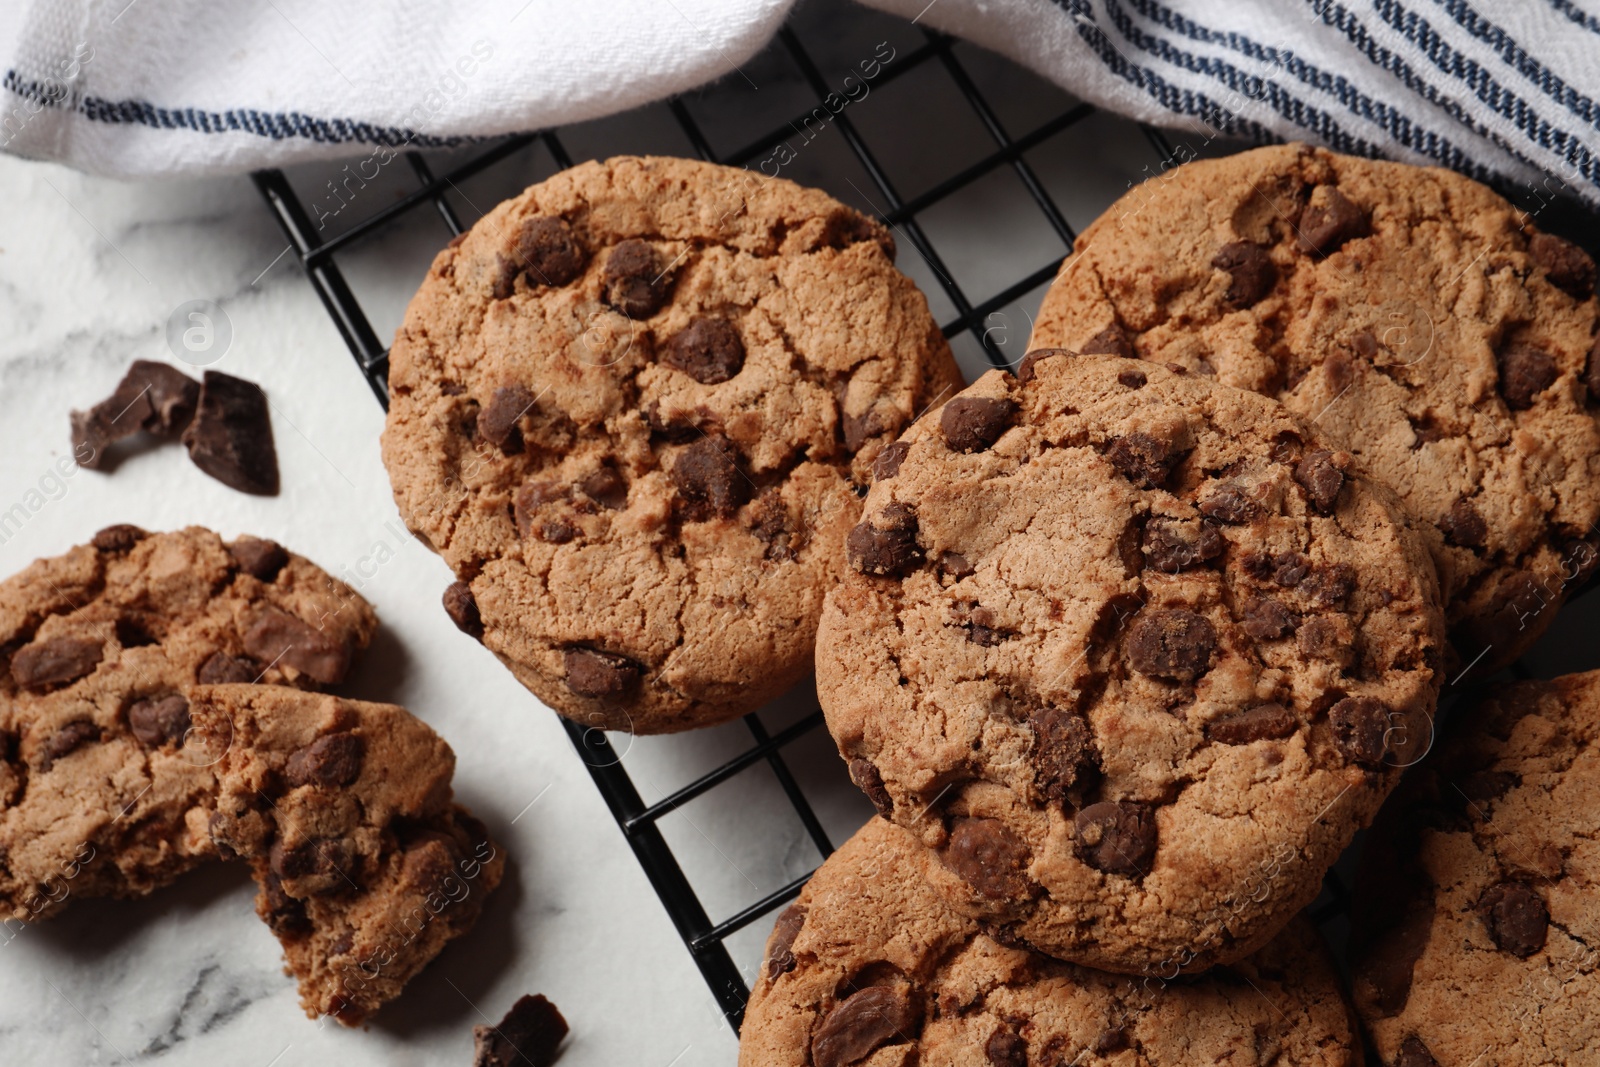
[1031,143,1600,674]
[741,818,1360,1066]
[197,684,503,1025]
[0,526,376,922]
[816,355,1444,973]
[381,155,963,733]
[1351,671,1600,1066]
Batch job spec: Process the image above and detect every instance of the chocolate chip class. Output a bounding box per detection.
[602,239,668,318]
[1117,368,1147,389]
[1074,801,1157,877]
[1356,906,1435,1016]
[1125,609,1217,681]
[10,635,103,690]
[1297,185,1369,255]
[443,581,484,639]
[38,720,100,771]
[940,397,1017,453]
[491,256,520,300]
[1082,324,1134,358]
[1239,596,1297,640]
[270,836,355,893]
[848,758,894,818]
[810,985,918,1067]
[472,994,570,1067]
[1206,703,1295,745]
[127,694,191,749]
[1395,1035,1440,1067]
[478,385,534,454]
[985,1028,1027,1067]
[515,216,587,288]
[1212,241,1276,306]
[937,551,975,579]
[663,316,745,384]
[842,407,899,453]
[1106,432,1184,489]
[1529,232,1596,299]
[198,651,260,684]
[261,872,311,936]
[1273,552,1311,586]
[1303,563,1356,606]
[540,520,577,544]
[872,440,910,482]
[242,607,353,685]
[1481,881,1548,958]
[1016,347,1073,384]
[1298,615,1349,661]
[1094,1027,1130,1054]
[285,731,364,789]
[1029,705,1099,803]
[579,467,628,510]
[1199,482,1260,524]
[846,503,921,577]
[92,524,147,553]
[966,607,1007,646]
[1294,450,1345,513]
[228,536,289,581]
[127,360,200,437]
[1142,517,1223,573]
[764,904,807,982]
[1430,497,1489,552]
[181,371,279,495]
[1329,696,1391,766]
[1498,343,1559,410]
[940,817,1033,900]
[562,647,641,700]
[671,434,747,517]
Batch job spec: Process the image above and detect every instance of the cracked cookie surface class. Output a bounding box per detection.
[381,155,963,733]
[816,355,1444,972]
[1351,670,1600,1067]
[740,817,1359,1067]
[1031,144,1600,674]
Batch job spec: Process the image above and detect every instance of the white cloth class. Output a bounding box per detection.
[3,0,1600,210]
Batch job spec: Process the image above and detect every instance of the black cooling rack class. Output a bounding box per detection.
[250,6,1600,1040]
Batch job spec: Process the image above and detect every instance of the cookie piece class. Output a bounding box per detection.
[0,526,376,922]
[1031,143,1600,674]
[741,818,1360,1066]
[1350,671,1600,1066]
[197,684,503,1025]
[816,356,1444,972]
[381,156,963,733]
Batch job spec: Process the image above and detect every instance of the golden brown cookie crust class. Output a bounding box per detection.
[817,355,1444,973]
[381,155,963,733]
[1031,143,1600,674]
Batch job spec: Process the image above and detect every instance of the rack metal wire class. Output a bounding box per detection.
[252,5,1599,1041]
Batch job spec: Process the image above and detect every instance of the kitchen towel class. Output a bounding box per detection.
[2,0,1598,209]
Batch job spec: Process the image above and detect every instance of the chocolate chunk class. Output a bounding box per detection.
[228,536,289,581]
[1529,232,1596,299]
[513,479,568,538]
[1395,1035,1441,1067]
[285,731,365,789]
[671,434,747,517]
[491,256,520,301]
[38,720,101,771]
[515,216,587,288]
[846,503,921,577]
[270,836,356,893]
[966,607,1007,646]
[843,407,897,452]
[562,647,641,699]
[848,758,894,818]
[1498,343,1559,410]
[872,440,910,482]
[1356,906,1435,1016]
[1199,482,1260,524]
[985,1028,1027,1067]
[1440,497,1487,548]
[1015,347,1073,384]
[1082,324,1134,358]
[811,985,918,1067]
[1297,185,1369,255]
[663,316,745,384]
[261,872,311,936]
[1481,882,1548,958]
[540,520,577,544]
[602,239,667,318]
[1125,609,1217,681]
[1239,596,1297,640]
[1074,801,1157,877]
[127,694,191,749]
[180,371,279,495]
[1207,703,1296,745]
[764,904,807,982]
[749,488,802,561]
[91,524,148,553]
[1030,705,1099,802]
[1117,368,1147,389]
[69,364,179,468]
[1142,517,1223,573]
[443,580,485,639]
[579,467,628,510]
[10,635,103,690]
[937,551,975,579]
[940,396,1017,453]
[242,607,353,685]
[1329,696,1391,766]
[478,385,534,454]
[127,360,200,437]
[1294,450,1345,513]
[198,651,261,684]
[941,817,1033,900]
[1106,432,1184,488]
[1212,241,1276,306]
[1303,563,1356,606]
[1298,615,1348,661]
[472,993,570,1067]
[1273,551,1311,586]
